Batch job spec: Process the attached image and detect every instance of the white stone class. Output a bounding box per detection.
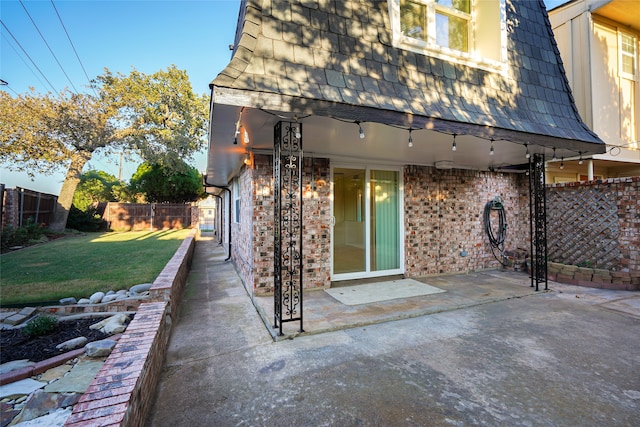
[55,336,88,351]
[89,292,105,304]
[77,298,91,305]
[101,294,118,303]
[129,283,152,294]
[106,290,115,296]
[84,339,117,358]
[89,313,129,335]
[58,297,77,306]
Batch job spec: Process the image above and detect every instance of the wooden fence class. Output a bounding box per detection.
[103,203,194,231]
[1,186,58,228]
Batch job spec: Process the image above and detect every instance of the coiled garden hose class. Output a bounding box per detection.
[484,197,508,266]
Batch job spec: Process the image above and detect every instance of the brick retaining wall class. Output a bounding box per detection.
[63,229,197,427]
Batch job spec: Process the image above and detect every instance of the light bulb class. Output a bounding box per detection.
[408,129,413,148]
[452,134,457,151]
[357,122,365,139]
[525,144,530,159]
[579,152,583,165]
[489,139,494,156]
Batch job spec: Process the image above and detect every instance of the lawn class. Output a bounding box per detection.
[0,229,192,306]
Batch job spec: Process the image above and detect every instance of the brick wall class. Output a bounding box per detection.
[404,166,530,276]
[236,157,530,294]
[547,177,640,272]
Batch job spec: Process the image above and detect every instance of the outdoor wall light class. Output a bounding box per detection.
[489,138,494,156]
[451,134,457,151]
[408,128,413,147]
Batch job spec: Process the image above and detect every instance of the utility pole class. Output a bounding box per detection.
[118,151,123,182]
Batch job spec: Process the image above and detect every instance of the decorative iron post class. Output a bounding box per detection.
[273,121,304,335]
[528,153,548,291]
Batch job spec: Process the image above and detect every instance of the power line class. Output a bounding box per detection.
[0,20,58,93]
[1,32,51,91]
[50,0,98,97]
[19,0,79,94]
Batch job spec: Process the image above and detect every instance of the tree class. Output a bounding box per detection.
[130,161,206,203]
[0,65,208,232]
[73,170,128,211]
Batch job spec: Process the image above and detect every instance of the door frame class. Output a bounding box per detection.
[330,162,405,281]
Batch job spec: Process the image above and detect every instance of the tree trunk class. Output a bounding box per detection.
[49,151,92,232]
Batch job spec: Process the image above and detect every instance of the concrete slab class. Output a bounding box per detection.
[325,278,445,305]
[147,239,640,427]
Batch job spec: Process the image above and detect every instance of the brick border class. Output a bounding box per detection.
[63,230,197,427]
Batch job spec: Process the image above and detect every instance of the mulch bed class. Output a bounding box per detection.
[0,318,110,364]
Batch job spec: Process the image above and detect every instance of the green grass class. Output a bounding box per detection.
[0,229,191,306]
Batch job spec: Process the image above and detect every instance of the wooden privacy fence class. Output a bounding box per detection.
[103,203,194,231]
[1,186,57,228]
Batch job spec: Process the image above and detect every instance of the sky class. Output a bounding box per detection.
[1,0,567,195]
[1,0,241,194]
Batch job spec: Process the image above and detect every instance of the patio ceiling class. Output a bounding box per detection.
[205,100,602,189]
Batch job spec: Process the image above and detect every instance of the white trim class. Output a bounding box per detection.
[618,31,638,81]
[330,163,405,282]
[388,0,508,75]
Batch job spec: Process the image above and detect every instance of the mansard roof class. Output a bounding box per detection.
[211,0,603,150]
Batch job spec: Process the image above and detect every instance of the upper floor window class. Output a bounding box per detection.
[619,32,638,81]
[389,0,507,74]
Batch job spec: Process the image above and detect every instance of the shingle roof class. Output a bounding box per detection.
[212,0,603,147]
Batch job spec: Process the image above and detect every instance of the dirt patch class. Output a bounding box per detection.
[1,318,112,364]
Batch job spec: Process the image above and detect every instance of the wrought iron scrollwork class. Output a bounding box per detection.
[528,153,548,291]
[273,122,304,335]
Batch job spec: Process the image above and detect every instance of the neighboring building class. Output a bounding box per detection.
[205,0,605,325]
[548,0,640,183]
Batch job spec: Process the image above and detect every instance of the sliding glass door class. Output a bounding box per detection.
[332,166,403,280]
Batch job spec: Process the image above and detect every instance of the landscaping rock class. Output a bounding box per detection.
[9,389,79,425]
[89,292,104,304]
[77,298,91,305]
[89,313,129,335]
[58,298,77,306]
[84,339,117,358]
[55,337,88,351]
[101,294,118,303]
[0,360,35,375]
[130,283,152,295]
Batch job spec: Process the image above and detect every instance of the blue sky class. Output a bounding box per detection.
[1,0,567,195]
[1,0,240,194]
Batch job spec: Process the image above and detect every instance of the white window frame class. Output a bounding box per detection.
[619,31,638,81]
[388,0,508,74]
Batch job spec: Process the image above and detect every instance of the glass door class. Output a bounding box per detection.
[332,166,402,280]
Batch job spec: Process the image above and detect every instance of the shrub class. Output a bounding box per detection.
[22,315,59,338]
[1,218,45,253]
[66,206,108,232]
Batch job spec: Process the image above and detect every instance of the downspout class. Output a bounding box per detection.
[202,174,232,261]
[213,195,223,244]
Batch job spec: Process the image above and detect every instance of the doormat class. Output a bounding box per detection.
[325,279,445,306]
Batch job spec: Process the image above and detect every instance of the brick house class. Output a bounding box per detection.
[204,0,606,329]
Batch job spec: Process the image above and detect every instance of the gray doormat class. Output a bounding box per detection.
[325,279,445,306]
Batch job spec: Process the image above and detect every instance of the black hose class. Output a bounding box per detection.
[484,198,508,266]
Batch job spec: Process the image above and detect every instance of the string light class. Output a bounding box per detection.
[452,134,457,151]
[295,127,301,139]
[560,157,564,169]
[356,121,365,139]
[408,128,413,148]
[525,144,530,159]
[552,147,557,160]
[579,152,583,165]
[489,138,494,156]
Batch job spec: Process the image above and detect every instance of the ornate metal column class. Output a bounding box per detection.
[528,153,548,291]
[273,121,304,335]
